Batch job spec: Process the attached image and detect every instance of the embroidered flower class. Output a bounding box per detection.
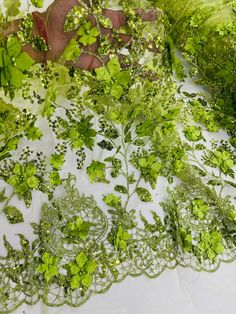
[0,36,34,93]
[95,57,131,99]
[191,198,209,219]
[115,226,131,250]
[197,231,224,260]
[67,252,97,290]
[212,150,234,173]
[184,125,202,141]
[37,252,59,282]
[66,217,91,240]
[7,162,40,199]
[77,21,99,46]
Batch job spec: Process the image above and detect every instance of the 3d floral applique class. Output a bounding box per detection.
[0,36,34,95]
[87,161,109,183]
[53,114,97,150]
[211,150,235,174]
[115,226,131,251]
[95,57,131,99]
[64,6,87,32]
[190,199,209,220]
[67,252,97,290]
[66,217,91,240]
[37,252,59,281]
[50,153,65,170]
[184,125,203,141]
[197,231,225,261]
[0,0,235,313]
[103,193,122,208]
[132,152,162,189]
[77,21,100,46]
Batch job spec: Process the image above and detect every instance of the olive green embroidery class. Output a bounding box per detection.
[0,1,235,313]
[136,187,153,202]
[3,206,24,224]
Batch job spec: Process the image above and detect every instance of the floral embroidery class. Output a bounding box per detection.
[37,252,59,281]
[0,0,235,313]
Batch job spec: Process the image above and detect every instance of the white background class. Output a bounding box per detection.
[1,0,236,313]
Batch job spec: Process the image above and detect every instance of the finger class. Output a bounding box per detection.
[136,9,159,22]
[69,53,102,70]
[101,9,127,28]
[101,8,159,29]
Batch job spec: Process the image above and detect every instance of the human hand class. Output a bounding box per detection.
[14,0,159,70]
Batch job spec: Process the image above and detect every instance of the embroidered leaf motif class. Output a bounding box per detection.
[99,15,112,28]
[97,140,114,151]
[3,206,24,224]
[136,187,153,202]
[114,185,128,194]
[64,6,87,32]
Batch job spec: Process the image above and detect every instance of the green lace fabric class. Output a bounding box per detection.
[154,0,236,115]
[0,0,236,313]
